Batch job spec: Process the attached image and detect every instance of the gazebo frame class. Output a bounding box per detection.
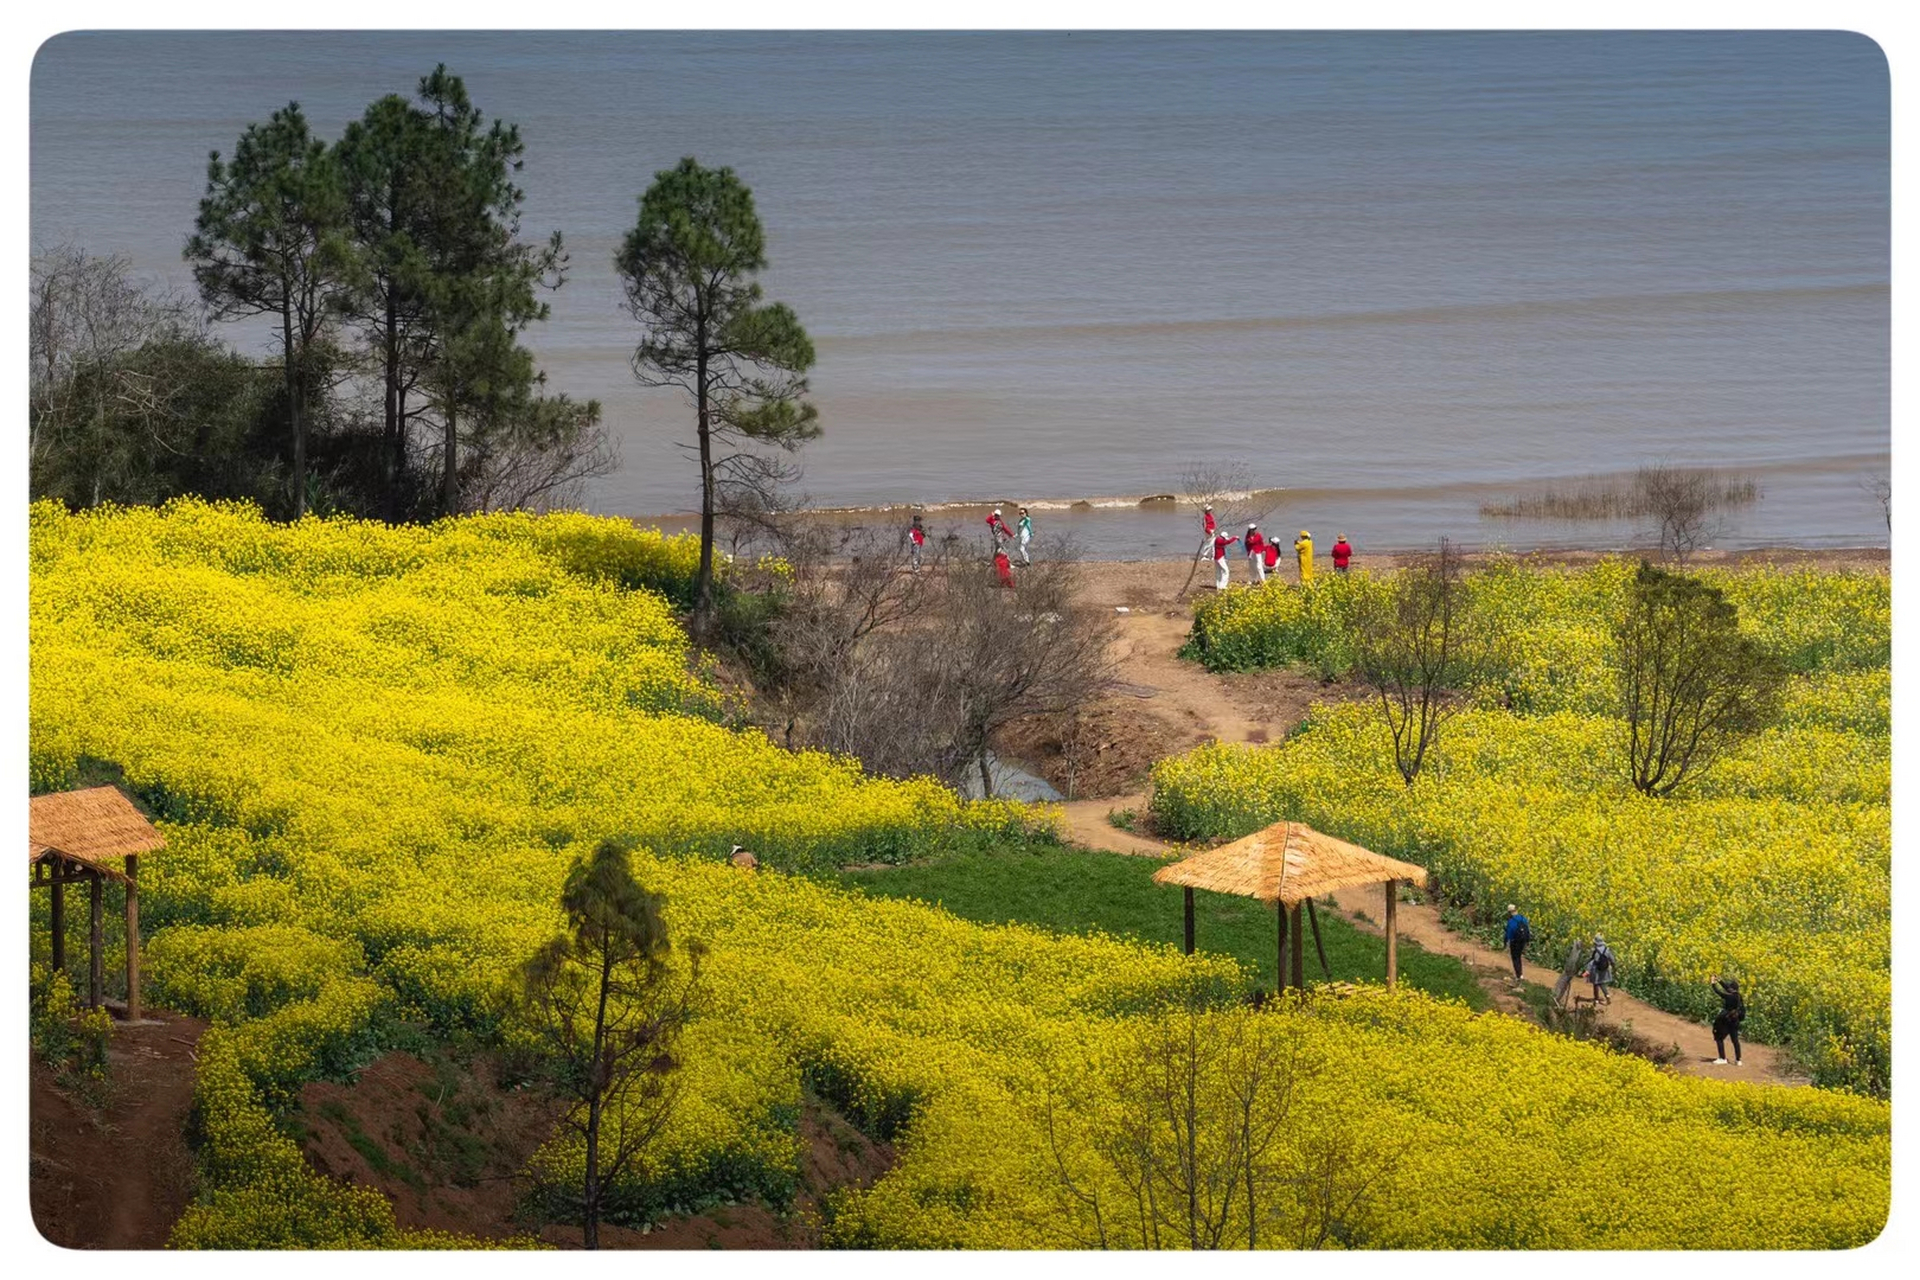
[29,786,165,1020]
[1153,820,1428,994]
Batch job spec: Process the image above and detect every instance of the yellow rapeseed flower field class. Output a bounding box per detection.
[29,501,1889,1248]
[1160,557,1890,1095]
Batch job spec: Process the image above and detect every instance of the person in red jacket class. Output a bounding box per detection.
[1211,531,1239,590]
[908,512,927,571]
[1244,523,1268,583]
[987,507,1011,546]
[1200,503,1216,552]
[994,548,1015,588]
[1332,534,1353,574]
[1262,538,1281,576]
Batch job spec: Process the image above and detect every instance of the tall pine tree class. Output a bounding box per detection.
[616,157,819,639]
[335,65,564,519]
[185,102,346,517]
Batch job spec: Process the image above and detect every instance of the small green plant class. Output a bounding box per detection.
[29,963,113,1099]
[1107,808,1138,833]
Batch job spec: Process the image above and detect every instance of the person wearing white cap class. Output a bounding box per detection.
[1244,523,1268,583]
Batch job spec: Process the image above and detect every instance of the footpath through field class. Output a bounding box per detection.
[1060,795,1805,1087]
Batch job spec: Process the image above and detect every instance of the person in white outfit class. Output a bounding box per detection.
[1016,507,1033,565]
[1245,523,1267,584]
[1211,531,1239,590]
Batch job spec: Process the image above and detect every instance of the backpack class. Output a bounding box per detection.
[1515,919,1532,947]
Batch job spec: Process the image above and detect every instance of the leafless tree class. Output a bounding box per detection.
[459,394,617,514]
[918,537,1119,797]
[1352,538,1498,786]
[713,450,809,559]
[29,245,201,467]
[1022,1002,1402,1251]
[1631,464,1759,563]
[1860,473,1891,533]
[1175,460,1275,597]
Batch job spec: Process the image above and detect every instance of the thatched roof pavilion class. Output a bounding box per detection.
[1153,821,1428,993]
[29,786,164,1019]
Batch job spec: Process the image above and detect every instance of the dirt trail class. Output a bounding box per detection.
[31,1011,207,1248]
[1059,792,1804,1086]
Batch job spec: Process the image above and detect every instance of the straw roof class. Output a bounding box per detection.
[1152,821,1427,907]
[29,786,165,878]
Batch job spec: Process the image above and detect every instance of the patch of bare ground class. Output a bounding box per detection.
[299,1053,891,1249]
[30,1010,207,1249]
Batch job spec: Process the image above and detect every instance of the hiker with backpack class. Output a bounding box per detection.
[1710,976,1747,1066]
[1503,904,1532,980]
[1584,934,1617,1005]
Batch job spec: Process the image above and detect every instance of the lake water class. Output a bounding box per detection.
[30,31,1890,554]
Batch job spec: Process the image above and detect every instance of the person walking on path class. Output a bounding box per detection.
[1294,530,1315,584]
[993,547,1015,588]
[1212,531,1239,590]
[1710,976,1747,1065]
[1245,524,1268,583]
[1332,534,1353,575]
[1503,904,1531,981]
[908,512,927,571]
[1583,934,1617,1005]
[1016,507,1034,565]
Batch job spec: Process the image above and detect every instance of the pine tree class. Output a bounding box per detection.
[185,102,346,516]
[616,157,819,639]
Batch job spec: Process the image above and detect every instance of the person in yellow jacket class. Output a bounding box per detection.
[1294,530,1314,584]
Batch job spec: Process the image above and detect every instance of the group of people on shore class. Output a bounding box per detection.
[1502,905,1751,1066]
[1203,504,1352,590]
[905,506,1033,585]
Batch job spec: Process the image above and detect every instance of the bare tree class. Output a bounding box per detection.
[1025,1002,1367,1250]
[1634,463,1716,563]
[1175,460,1274,598]
[921,538,1119,796]
[1860,473,1891,534]
[1352,538,1497,786]
[1617,561,1786,797]
[29,245,200,469]
[713,450,808,559]
[460,393,616,513]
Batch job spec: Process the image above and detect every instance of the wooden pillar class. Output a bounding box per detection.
[1183,887,1195,956]
[1290,903,1306,993]
[124,854,141,1021]
[50,876,66,974]
[1275,899,1288,994]
[88,870,104,1009]
[1384,878,1399,991]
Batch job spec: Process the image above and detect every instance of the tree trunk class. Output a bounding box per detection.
[584,1092,600,1250]
[978,749,995,799]
[692,342,715,643]
[442,401,459,516]
[383,284,400,523]
[282,297,305,518]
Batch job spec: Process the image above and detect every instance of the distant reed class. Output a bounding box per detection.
[1482,468,1760,521]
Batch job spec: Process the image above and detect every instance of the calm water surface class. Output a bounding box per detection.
[30,31,1890,553]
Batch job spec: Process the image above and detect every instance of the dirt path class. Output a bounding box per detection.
[1059,794,1805,1087]
[31,1011,207,1247]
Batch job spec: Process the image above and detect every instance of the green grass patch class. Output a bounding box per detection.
[834,844,1486,1009]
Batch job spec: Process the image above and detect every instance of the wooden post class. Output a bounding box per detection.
[1290,903,1306,993]
[1384,878,1399,991]
[88,870,104,1010]
[1183,887,1195,956]
[125,854,141,1021]
[1275,899,1287,995]
[50,876,66,974]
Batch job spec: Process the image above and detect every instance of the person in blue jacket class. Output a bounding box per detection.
[1502,904,1532,980]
